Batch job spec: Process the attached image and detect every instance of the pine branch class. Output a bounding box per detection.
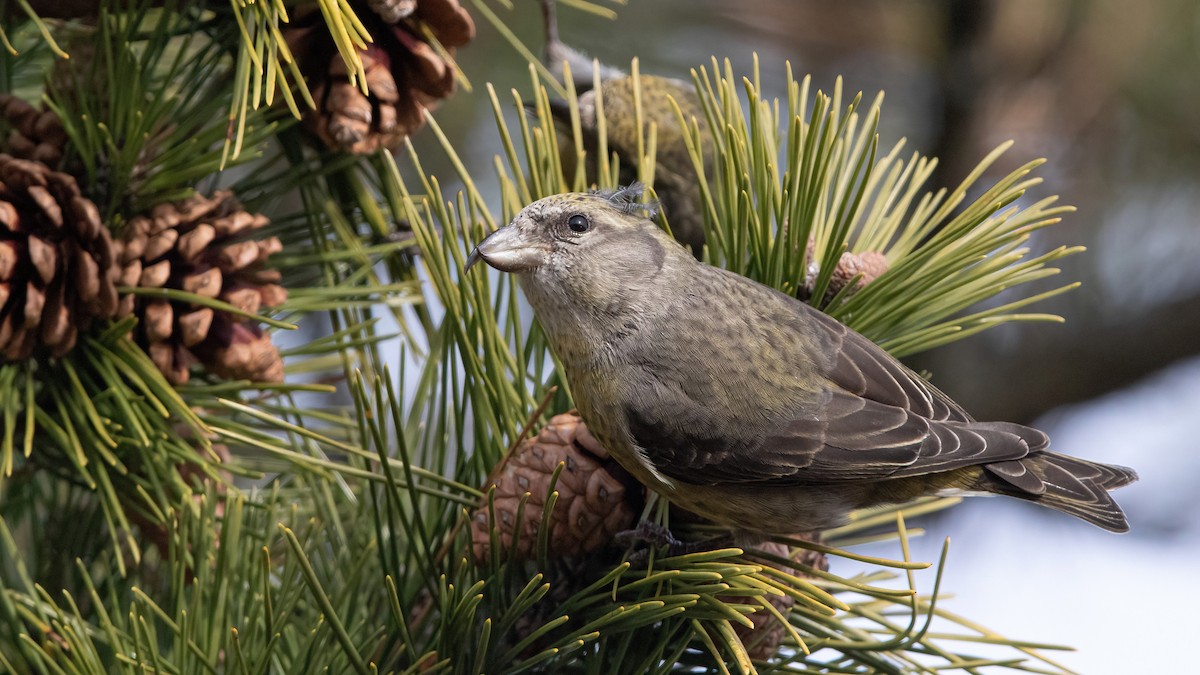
[683,57,1080,357]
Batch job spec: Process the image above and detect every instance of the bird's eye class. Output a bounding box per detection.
[567,214,590,233]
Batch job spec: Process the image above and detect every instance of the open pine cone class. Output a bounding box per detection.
[0,154,121,361]
[0,95,68,168]
[116,191,286,384]
[471,413,641,563]
[285,0,474,154]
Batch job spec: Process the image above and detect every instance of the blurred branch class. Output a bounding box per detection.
[6,1,102,19]
[926,0,993,191]
[915,292,1200,423]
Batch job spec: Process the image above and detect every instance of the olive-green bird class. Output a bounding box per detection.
[466,187,1137,540]
[538,0,712,257]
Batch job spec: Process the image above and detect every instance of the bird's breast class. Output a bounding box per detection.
[566,362,682,493]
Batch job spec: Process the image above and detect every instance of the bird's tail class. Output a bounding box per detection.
[976,428,1137,532]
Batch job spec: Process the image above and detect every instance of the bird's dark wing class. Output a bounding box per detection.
[625,288,1039,487]
[804,306,971,422]
[628,389,1037,487]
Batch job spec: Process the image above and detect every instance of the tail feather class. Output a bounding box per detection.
[983,451,1138,533]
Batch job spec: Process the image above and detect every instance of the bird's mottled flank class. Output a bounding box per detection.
[467,189,1137,541]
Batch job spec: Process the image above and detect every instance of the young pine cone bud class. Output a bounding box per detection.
[0,95,68,168]
[733,537,830,661]
[800,240,889,304]
[367,0,417,23]
[471,413,641,563]
[0,154,121,361]
[117,191,287,384]
[286,0,474,154]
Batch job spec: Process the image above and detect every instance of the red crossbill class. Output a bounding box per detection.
[466,186,1137,540]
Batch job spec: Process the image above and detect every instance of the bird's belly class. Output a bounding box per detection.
[662,481,863,536]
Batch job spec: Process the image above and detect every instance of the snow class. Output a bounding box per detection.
[853,356,1200,674]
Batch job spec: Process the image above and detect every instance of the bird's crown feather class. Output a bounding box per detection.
[591,183,660,219]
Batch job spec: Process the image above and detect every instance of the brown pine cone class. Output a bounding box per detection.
[0,95,69,168]
[733,537,829,661]
[801,240,890,304]
[471,413,641,563]
[0,154,120,361]
[286,0,475,154]
[117,190,286,384]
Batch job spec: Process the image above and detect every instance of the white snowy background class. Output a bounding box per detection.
[853,357,1200,673]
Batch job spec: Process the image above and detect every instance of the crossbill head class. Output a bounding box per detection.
[466,185,688,325]
[467,184,673,274]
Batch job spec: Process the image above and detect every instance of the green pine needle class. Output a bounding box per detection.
[685,56,1081,357]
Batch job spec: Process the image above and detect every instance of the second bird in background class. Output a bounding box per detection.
[537,0,713,257]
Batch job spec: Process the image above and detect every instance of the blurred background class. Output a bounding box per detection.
[408,1,1199,671]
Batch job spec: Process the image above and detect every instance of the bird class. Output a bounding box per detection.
[465,185,1138,543]
[537,0,712,257]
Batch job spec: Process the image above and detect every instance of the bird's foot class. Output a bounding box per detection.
[615,521,681,550]
[616,522,735,566]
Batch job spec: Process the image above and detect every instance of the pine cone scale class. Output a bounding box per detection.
[176,224,214,261]
[0,200,17,228]
[139,259,170,287]
[22,282,43,328]
[74,247,102,300]
[1,95,67,168]
[222,286,261,315]
[144,300,173,342]
[143,229,178,260]
[2,321,34,360]
[39,287,73,354]
[414,0,475,47]
[181,268,222,298]
[0,312,14,350]
[177,308,213,347]
[27,185,63,226]
[69,196,101,240]
[28,236,56,283]
[0,240,18,277]
[117,259,141,287]
[218,240,260,270]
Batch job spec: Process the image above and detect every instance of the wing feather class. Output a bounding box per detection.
[622,270,1039,488]
[810,308,969,422]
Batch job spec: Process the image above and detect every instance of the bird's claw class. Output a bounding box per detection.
[616,522,738,567]
[616,522,685,567]
[615,521,681,550]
